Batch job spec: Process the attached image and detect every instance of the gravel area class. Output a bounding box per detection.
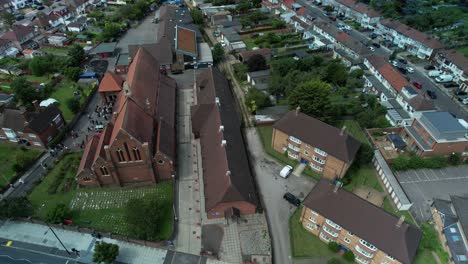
[240,229,271,255]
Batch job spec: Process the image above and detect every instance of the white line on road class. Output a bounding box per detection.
[400,176,468,184]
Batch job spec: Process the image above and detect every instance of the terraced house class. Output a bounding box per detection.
[301,179,422,264]
[272,110,361,180]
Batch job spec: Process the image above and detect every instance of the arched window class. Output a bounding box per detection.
[83,177,91,182]
[133,148,141,160]
[100,166,109,176]
[116,149,125,162]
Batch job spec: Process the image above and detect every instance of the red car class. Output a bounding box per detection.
[413,81,423,89]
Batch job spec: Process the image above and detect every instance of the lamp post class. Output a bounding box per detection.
[45,223,71,255]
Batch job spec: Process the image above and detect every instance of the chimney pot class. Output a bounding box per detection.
[396,215,405,227]
[340,125,347,136]
[295,106,301,116]
[221,140,227,146]
[219,125,224,132]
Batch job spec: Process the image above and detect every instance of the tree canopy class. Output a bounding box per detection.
[0,197,34,219]
[93,241,119,264]
[11,77,42,105]
[212,43,224,64]
[288,79,332,123]
[67,44,85,67]
[1,12,15,30]
[246,54,267,72]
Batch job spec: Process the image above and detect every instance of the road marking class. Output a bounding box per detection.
[400,176,468,184]
[0,254,33,264]
[6,241,12,247]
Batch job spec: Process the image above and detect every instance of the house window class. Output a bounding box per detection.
[308,216,317,223]
[304,150,309,156]
[100,166,109,176]
[344,237,350,244]
[116,149,125,162]
[158,159,164,164]
[124,143,131,161]
[289,136,302,144]
[312,156,325,164]
[52,114,61,124]
[314,148,328,156]
[306,223,316,230]
[29,133,36,138]
[385,255,396,261]
[359,239,377,251]
[288,152,298,159]
[325,219,342,230]
[82,177,91,182]
[458,255,467,261]
[310,163,323,172]
[450,228,457,233]
[319,232,332,242]
[311,210,318,216]
[305,144,310,148]
[33,141,41,146]
[426,137,434,145]
[133,148,141,160]
[452,236,460,242]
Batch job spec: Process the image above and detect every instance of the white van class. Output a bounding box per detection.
[280,165,293,178]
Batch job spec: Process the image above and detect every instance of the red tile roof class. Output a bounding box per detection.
[98,71,123,93]
[175,26,197,56]
[380,19,443,49]
[335,31,350,42]
[379,64,410,92]
[296,7,307,16]
[282,0,295,8]
[238,48,271,61]
[336,0,381,17]
[1,25,34,42]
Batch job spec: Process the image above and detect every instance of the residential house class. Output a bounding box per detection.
[333,0,381,27]
[0,0,14,12]
[363,55,410,97]
[89,42,117,58]
[22,49,43,58]
[247,70,270,90]
[191,67,259,219]
[272,110,361,179]
[10,0,26,9]
[280,10,296,23]
[216,21,242,31]
[434,49,468,84]
[334,31,370,62]
[35,12,63,32]
[396,86,434,118]
[262,0,281,15]
[0,25,38,51]
[76,48,177,187]
[432,196,468,264]
[50,5,72,21]
[210,11,230,26]
[400,111,468,157]
[301,179,422,264]
[0,105,65,149]
[238,48,272,63]
[0,39,17,59]
[47,35,70,46]
[312,19,342,44]
[281,0,295,11]
[66,21,87,32]
[219,27,246,51]
[378,19,443,59]
[98,71,123,103]
[65,0,90,15]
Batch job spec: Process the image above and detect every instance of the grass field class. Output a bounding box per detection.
[343,165,383,192]
[50,80,90,120]
[382,198,416,226]
[25,75,49,83]
[28,153,173,239]
[289,206,335,258]
[0,143,42,189]
[337,120,370,145]
[456,46,468,57]
[414,249,438,264]
[41,46,70,55]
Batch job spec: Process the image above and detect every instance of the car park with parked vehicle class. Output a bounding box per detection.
[444,82,459,88]
[372,42,380,48]
[397,67,407,74]
[427,90,437,99]
[283,192,301,206]
[398,58,407,64]
[424,65,436,70]
[406,67,414,73]
[435,75,454,83]
[412,82,423,89]
[390,60,398,67]
[428,70,443,77]
[280,165,293,179]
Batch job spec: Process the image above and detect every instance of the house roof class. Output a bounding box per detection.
[439,49,468,73]
[115,53,129,66]
[380,19,443,49]
[407,94,434,111]
[367,55,410,93]
[191,67,259,212]
[282,0,295,9]
[67,21,84,28]
[238,48,271,61]
[1,25,35,42]
[128,39,173,66]
[421,112,466,134]
[90,42,117,55]
[451,195,468,239]
[303,179,422,264]
[77,134,100,175]
[0,39,11,47]
[273,111,361,162]
[26,105,62,134]
[175,25,197,57]
[336,0,381,17]
[0,108,28,131]
[98,71,123,93]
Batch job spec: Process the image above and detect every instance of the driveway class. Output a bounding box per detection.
[244,128,315,264]
[395,165,468,223]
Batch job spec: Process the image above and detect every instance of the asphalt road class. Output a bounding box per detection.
[245,128,315,264]
[0,245,78,264]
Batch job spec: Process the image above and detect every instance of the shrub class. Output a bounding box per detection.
[449,152,461,165]
[372,131,384,137]
[45,204,70,224]
[66,97,81,114]
[343,250,355,262]
[327,258,342,264]
[328,241,339,253]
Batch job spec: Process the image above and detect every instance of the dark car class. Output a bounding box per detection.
[283,192,301,206]
[455,90,467,96]
[37,5,44,9]
[15,15,25,21]
[397,67,407,74]
[443,82,458,88]
[427,90,437,99]
[424,65,436,70]
[370,33,378,39]
[398,58,408,64]
[372,42,381,48]
[412,81,423,89]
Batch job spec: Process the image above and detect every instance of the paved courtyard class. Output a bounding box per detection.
[395,165,468,223]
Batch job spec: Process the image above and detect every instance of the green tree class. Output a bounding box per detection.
[343,250,355,262]
[449,152,461,165]
[66,97,81,114]
[42,0,52,7]
[248,10,268,24]
[322,60,348,86]
[323,5,334,12]
[64,67,82,81]
[67,44,85,67]
[1,12,15,30]
[190,8,204,25]
[240,16,252,28]
[328,241,339,252]
[271,20,286,29]
[355,144,374,165]
[13,150,37,173]
[99,23,121,41]
[125,194,170,241]
[0,197,34,218]
[11,77,42,105]
[288,79,332,122]
[29,57,48,76]
[93,241,119,264]
[236,0,251,12]
[212,43,224,64]
[46,204,70,224]
[246,54,267,72]
[245,88,270,113]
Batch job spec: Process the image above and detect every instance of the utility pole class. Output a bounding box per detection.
[46,223,71,255]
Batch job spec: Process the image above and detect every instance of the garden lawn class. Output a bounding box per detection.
[343,165,383,192]
[41,46,70,55]
[25,75,49,83]
[0,143,42,189]
[382,198,416,226]
[456,46,468,57]
[50,79,86,120]
[414,249,438,264]
[337,120,370,145]
[242,38,258,50]
[290,206,335,258]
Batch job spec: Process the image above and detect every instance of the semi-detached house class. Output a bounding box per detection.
[434,49,468,85]
[272,110,361,180]
[331,0,381,27]
[301,179,422,264]
[378,19,443,60]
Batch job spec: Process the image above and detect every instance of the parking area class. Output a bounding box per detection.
[395,165,468,223]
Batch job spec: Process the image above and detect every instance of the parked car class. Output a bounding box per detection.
[280,165,293,179]
[372,42,381,48]
[455,90,467,96]
[462,98,468,105]
[424,65,436,70]
[390,60,398,67]
[369,46,375,52]
[398,58,408,64]
[427,90,437,99]
[370,34,378,39]
[412,81,423,89]
[435,75,454,83]
[37,5,44,9]
[406,67,414,73]
[283,192,301,206]
[428,70,443,77]
[444,82,459,88]
[15,15,25,21]
[397,67,407,74]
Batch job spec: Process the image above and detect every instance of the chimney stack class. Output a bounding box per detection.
[145,98,150,110]
[396,215,405,228]
[226,170,231,176]
[295,106,301,116]
[219,125,224,132]
[215,97,220,106]
[333,183,340,193]
[221,140,227,146]
[340,125,347,136]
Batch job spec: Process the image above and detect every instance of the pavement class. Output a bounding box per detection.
[0,244,79,264]
[244,128,315,264]
[395,165,468,223]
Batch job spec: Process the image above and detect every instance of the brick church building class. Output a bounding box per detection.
[76,48,177,186]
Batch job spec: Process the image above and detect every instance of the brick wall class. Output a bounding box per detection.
[207,201,257,219]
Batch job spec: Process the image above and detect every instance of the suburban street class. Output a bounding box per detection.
[0,244,78,264]
[245,128,315,264]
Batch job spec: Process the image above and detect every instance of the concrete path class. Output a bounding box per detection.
[292,163,306,177]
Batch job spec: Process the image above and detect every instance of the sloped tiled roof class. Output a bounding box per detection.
[336,0,381,17]
[380,19,443,49]
[98,72,123,93]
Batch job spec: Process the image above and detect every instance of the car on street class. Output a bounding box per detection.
[369,46,375,52]
[372,42,380,48]
[397,67,407,74]
[424,65,436,70]
[427,90,437,99]
[15,15,25,21]
[398,58,408,64]
[412,81,423,89]
[283,192,301,206]
[220,40,226,47]
[462,98,468,105]
[37,5,44,9]
[444,82,458,88]
[280,165,293,178]
[390,60,398,67]
[455,90,467,96]
[406,67,414,73]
